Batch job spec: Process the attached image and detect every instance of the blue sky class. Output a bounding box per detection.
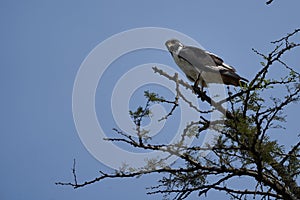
[1,1,299,200]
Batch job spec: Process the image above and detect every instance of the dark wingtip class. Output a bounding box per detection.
[240,76,249,82]
[239,80,248,87]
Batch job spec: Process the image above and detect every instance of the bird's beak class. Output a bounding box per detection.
[165,41,171,49]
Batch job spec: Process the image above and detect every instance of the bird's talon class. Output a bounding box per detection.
[192,85,200,94]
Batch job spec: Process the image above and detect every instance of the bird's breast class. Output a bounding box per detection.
[173,55,200,81]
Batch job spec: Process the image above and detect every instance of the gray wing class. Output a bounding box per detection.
[178,46,217,72]
[205,51,237,72]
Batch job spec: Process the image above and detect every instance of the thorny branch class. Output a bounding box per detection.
[57,29,300,200]
[72,159,78,186]
[153,66,233,119]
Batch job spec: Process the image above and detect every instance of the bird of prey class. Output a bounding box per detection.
[165,39,248,90]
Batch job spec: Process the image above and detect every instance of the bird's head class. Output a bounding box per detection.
[165,39,183,55]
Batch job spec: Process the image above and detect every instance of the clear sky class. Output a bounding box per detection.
[1,1,299,200]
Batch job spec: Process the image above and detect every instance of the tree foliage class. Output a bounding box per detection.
[56,16,300,199]
[57,28,300,200]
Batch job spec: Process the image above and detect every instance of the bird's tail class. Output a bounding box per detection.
[239,80,248,87]
[239,76,248,87]
[220,70,248,87]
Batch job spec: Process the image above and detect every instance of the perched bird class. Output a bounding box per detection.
[165,39,248,90]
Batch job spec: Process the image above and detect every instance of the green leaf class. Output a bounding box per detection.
[260,61,266,66]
